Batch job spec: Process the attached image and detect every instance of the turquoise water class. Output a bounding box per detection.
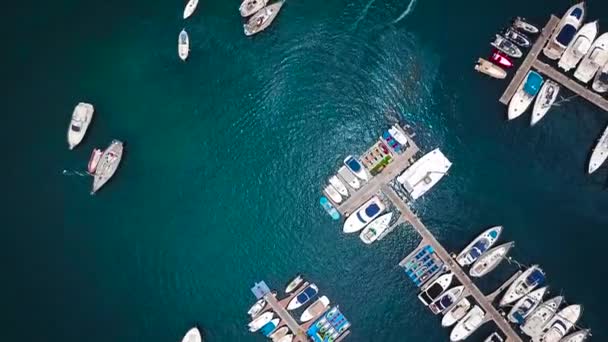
[4,0,608,341]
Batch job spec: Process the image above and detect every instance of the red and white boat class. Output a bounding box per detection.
[87,148,103,174]
[490,49,514,68]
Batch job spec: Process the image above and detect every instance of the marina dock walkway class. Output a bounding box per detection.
[264,292,307,341]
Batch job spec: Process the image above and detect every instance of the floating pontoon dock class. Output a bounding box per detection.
[500,15,608,112]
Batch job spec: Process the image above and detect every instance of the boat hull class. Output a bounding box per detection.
[531,80,560,126]
[507,286,547,324]
[183,0,199,19]
[359,212,393,244]
[543,3,586,60]
[588,124,608,174]
[181,327,202,342]
[239,0,268,17]
[67,102,94,150]
[450,306,485,341]
[441,297,471,327]
[287,284,318,310]
[469,241,514,277]
[499,265,544,307]
[456,226,502,267]
[558,21,598,72]
[91,140,124,194]
[574,33,608,83]
[521,296,563,337]
[343,196,385,233]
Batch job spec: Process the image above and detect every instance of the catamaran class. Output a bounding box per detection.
[469,241,514,277]
[521,296,564,337]
[560,329,591,342]
[508,71,543,120]
[67,102,94,150]
[91,140,124,194]
[450,305,485,341]
[588,124,608,174]
[183,0,199,19]
[244,1,285,36]
[396,148,452,200]
[531,80,560,126]
[533,305,582,342]
[359,212,393,244]
[239,0,268,17]
[418,273,453,306]
[343,196,385,233]
[441,297,471,327]
[500,265,545,306]
[575,32,608,83]
[558,21,598,72]
[456,226,503,266]
[507,286,548,324]
[543,2,586,60]
[178,29,189,61]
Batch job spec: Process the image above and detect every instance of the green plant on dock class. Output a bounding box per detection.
[369,155,393,175]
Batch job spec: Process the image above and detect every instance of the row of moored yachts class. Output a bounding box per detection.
[414,226,589,342]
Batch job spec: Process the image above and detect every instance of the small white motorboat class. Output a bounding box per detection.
[533,305,582,342]
[441,297,471,327]
[287,283,318,310]
[521,296,564,337]
[491,34,523,58]
[588,124,608,174]
[456,226,502,266]
[543,2,586,60]
[592,61,608,93]
[507,286,548,324]
[508,71,543,120]
[181,327,202,342]
[359,212,393,244]
[450,305,485,341]
[338,166,361,190]
[87,148,103,174]
[500,265,545,307]
[67,102,94,150]
[299,296,330,322]
[469,241,514,277]
[531,80,560,126]
[429,285,465,315]
[239,0,268,17]
[558,21,598,72]
[343,196,385,233]
[247,298,266,317]
[513,17,540,34]
[285,274,303,294]
[324,184,342,204]
[248,311,274,332]
[474,58,507,79]
[344,155,369,181]
[560,329,591,342]
[418,272,454,306]
[178,29,189,61]
[183,0,199,19]
[329,175,349,197]
[574,32,608,83]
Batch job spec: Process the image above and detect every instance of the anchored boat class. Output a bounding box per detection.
[343,196,385,233]
[300,296,330,322]
[285,274,303,294]
[543,2,586,60]
[87,148,103,174]
[396,148,452,200]
[513,17,539,34]
[489,49,514,68]
[359,212,393,244]
[469,241,514,277]
[441,297,471,327]
[507,286,548,324]
[269,326,288,340]
[588,124,608,174]
[521,296,564,337]
[491,34,523,58]
[575,32,608,83]
[533,304,582,342]
[183,0,199,19]
[91,140,124,194]
[178,29,190,61]
[503,27,531,47]
[248,311,274,332]
[67,102,94,150]
[239,0,268,17]
[456,226,503,267]
[531,80,560,126]
[450,305,485,341]
[181,327,202,342]
[558,21,598,72]
[475,58,507,79]
[287,283,318,310]
[508,70,543,120]
[247,298,266,317]
[244,1,285,36]
[500,265,545,307]
[429,285,465,315]
[418,273,453,306]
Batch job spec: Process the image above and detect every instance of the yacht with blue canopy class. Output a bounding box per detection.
[543,2,586,60]
[508,71,544,120]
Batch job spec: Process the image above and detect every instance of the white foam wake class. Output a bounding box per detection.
[392,0,418,24]
[351,0,377,30]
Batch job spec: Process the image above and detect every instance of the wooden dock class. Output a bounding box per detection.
[264,292,308,341]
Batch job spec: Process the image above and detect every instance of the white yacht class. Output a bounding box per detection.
[91,140,124,194]
[491,35,523,58]
[592,61,608,92]
[239,0,268,17]
[441,297,471,327]
[417,272,453,306]
[183,0,199,19]
[575,32,608,83]
[456,226,503,267]
[543,3,586,60]
[248,311,274,332]
[299,296,330,322]
[329,175,348,197]
[450,305,485,341]
[588,124,608,174]
[181,327,202,342]
[531,80,560,126]
[247,298,266,317]
[469,241,514,277]
[429,286,465,314]
[338,166,361,190]
[558,21,598,72]
[343,196,385,233]
[344,155,369,181]
[521,296,564,337]
[507,286,548,324]
[67,102,94,150]
[359,212,393,244]
[500,265,545,306]
[396,148,452,200]
[534,305,582,342]
[244,1,285,36]
[178,29,189,61]
[560,329,591,342]
[323,185,342,204]
[508,71,544,120]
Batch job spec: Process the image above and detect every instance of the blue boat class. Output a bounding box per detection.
[320,197,340,220]
[508,71,544,120]
[287,283,319,310]
[259,318,279,336]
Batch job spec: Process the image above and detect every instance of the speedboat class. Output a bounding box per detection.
[324,184,342,204]
[491,34,523,58]
[388,125,409,145]
[534,305,582,342]
[239,0,268,17]
[469,241,514,277]
[285,274,303,294]
[543,2,586,60]
[560,329,591,342]
[396,148,452,200]
[513,17,540,34]
[248,311,274,332]
[531,80,560,126]
[178,29,189,61]
[344,155,369,181]
[508,71,543,120]
[429,285,465,315]
[183,0,199,19]
[247,298,266,317]
[417,272,454,306]
[499,265,545,307]
[67,102,94,150]
[441,297,471,327]
[521,296,564,337]
[503,27,531,47]
[181,327,202,342]
[484,332,504,342]
[489,49,514,68]
[343,196,385,233]
[359,212,393,244]
[329,175,349,197]
[558,21,598,72]
[260,318,280,337]
[592,61,608,92]
[269,327,289,340]
[588,124,608,174]
[320,196,340,220]
[287,283,318,310]
[507,286,548,324]
[450,305,485,341]
[300,296,330,322]
[574,32,608,83]
[87,148,103,174]
[338,166,361,189]
[244,1,285,36]
[475,58,507,79]
[91,140,124,194]
[456,226,503,266]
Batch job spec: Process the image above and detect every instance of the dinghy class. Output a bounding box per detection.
[260,318,280,337]
[507,286,548,324]
[359,212,393,244]
[450,305,485,341]
[87,148,103,174]
[558,21,598,72]
[338,166,361,189]
[300,296,330,322]
[513,17,539,34]
[456,226,503,266]
[588,124,608,174]
[489,49,514,68]
[508,71,543,120]
[343,196,385,233]
[285,274,304,294]
[500,265,545,306]
[441,297,471,327]
[287,283,318,310]
[324,184,342,204]
[543,2,586,60]
[429,286,465,314]
[183,0,199,19]
[475,58,507,79]
[418,273,454,306]
[521,296,564,337]
[67,102,94,150]
[178,29,189,61]
[181,327,202,342]
[329,175,349,197]
[469,241,514,277]
[491,34,523,58]
[574,32,608,83]
[531,80,560,126]
[533,305,582,342]
[248,312,274,332]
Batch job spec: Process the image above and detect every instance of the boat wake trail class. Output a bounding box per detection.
[351,0,377,31]
[391,0,418,25]
[62,169,89,177]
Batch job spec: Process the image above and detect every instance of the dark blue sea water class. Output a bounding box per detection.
[4,0,608,341]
